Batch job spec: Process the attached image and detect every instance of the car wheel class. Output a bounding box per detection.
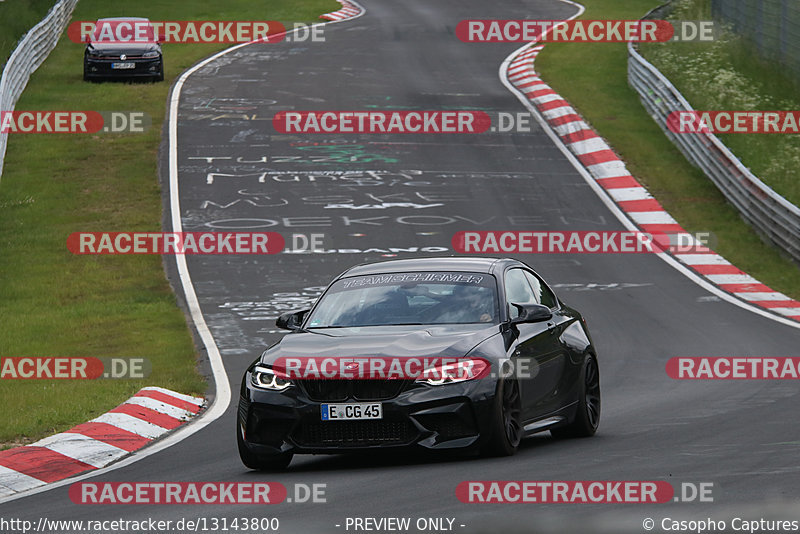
[483,377,522,456]
[237,424,293,471]
[551,354,600,439]
[155,60,164,82]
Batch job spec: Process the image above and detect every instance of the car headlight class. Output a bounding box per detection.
[142,51,160,58]
[251,365,293,391]
[415,358,489,386]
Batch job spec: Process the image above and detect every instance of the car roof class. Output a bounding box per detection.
[340,256,522,277]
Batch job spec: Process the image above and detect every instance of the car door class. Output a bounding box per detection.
[522,270,575,416]
[503,268,562,420]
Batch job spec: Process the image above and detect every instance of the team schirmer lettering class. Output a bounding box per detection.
[342,273,483,288]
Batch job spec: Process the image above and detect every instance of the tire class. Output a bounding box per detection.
[155,60,164,82]
[551,354,600,439]
[482,377,523,456]
[237,424,293,471]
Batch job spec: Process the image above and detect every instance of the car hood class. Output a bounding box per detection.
[88,42,159,55]
[262,324,501,364]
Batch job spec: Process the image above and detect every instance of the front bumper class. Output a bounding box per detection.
[84,56,162,78]
[238,374,499,456]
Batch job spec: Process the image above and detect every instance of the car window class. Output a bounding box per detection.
[93,19,157,43]
[504,269,538,318]
[523,270,558,309]
[305,272,499,327]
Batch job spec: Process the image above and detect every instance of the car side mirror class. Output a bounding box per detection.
[509,303,552,325]
[276,309,310,331]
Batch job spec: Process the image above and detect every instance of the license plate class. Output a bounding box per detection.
[111,62,135,69]
[321,403,382,421]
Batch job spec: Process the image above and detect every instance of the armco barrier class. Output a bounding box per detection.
[0,0,78,182]
[627,8,800,265]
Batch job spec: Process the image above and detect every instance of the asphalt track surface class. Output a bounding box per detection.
[4,0,800,532]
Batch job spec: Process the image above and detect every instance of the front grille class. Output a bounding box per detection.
[298,379,413,402]
[100,55,145,59]
[88,55,154,60]
[293,419,418,447]
[299,380,348,401]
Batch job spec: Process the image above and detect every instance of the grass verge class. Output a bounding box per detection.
[640,0,800,208]
[0,0,337,447]
[535,0,800,301]
[0,0,56,69]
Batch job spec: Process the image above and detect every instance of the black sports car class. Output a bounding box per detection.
[83,18,164,82]
[237,257,600,470]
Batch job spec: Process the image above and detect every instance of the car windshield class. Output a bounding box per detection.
[92,19,157,44]
[305,271,499,327]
